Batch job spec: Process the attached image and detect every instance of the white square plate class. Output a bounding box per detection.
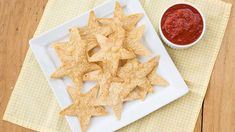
[29,0,189,131]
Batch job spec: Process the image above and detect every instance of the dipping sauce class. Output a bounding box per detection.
[161,4,203,45]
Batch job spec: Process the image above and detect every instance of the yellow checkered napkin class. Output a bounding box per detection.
[3,0,232,131]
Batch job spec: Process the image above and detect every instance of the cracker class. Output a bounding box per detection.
[60,85,107,132]
[125,57,169,101]
[83,64,123,98]
[79,11,113,50]
[89,28,135,75]
[98,2,143,31]
[94,57,159,119]
[51,28,100,90]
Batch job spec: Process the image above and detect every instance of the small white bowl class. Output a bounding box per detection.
[159,2,206,49]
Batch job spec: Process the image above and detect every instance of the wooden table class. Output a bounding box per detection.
[0,0,234,131]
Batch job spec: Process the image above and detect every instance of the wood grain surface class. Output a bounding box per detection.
[0,0,47,132]
[0,0,234,132]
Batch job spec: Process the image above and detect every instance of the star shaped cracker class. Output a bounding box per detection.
[98,2,143,31]
[117,56,159,96]
[60,85,107,132]
[51,28,100,90]
[124,25,151,56]
[124,56,168,101]
[89,28,135,75]
[52,28,86,64]
[94,56,159,119]
[83,64,123,99]
[125,67,169,101]
[93,82,134,119]
[79,11,113,50]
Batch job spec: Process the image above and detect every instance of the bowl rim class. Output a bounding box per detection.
[158,2,206,48]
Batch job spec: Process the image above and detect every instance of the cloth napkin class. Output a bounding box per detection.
[3,0,232,131]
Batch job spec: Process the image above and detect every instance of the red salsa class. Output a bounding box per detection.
[161,4,203,45]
